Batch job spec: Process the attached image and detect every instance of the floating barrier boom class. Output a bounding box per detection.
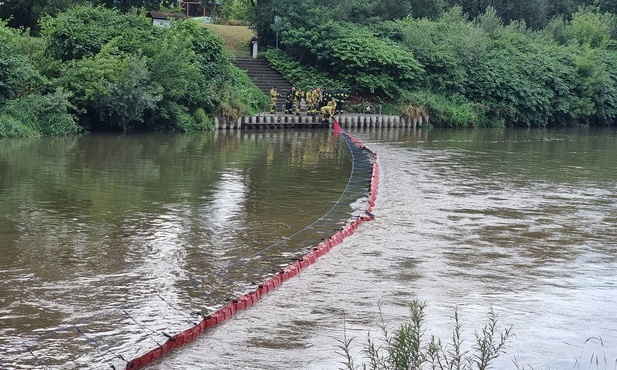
[0,119,379,370]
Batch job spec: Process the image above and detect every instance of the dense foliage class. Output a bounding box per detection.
[0,6,266,137]
[280,21,424,99]
[0,0,176,30]
[2,0,609,32]
[0,22,80,137]
[3,0,617,131]
[262,49,336,90]
[252,2,617,127]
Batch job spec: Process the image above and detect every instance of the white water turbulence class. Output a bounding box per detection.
[145,128,617,370]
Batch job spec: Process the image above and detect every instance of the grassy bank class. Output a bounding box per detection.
[203,24,255,58]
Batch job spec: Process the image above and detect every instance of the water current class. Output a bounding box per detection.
[1,127,616,369]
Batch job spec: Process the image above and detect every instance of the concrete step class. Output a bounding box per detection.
[215,113,427,130]
[233,57,293,101]
[249,76,290,82]
[247,73,288,78]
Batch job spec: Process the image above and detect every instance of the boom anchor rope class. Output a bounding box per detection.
[209,271,246,289]
[157,294,198,326]
[6,119,379,369]
[189,282,226,305]
[192,312,207,319]
[122,310,163,348]
[24,345,50,370]
[75,326,118,370]
[234,260,270,277]
[162,333,176,342]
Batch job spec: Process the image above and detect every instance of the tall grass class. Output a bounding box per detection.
[398,92,496,128]
[338,300,512,370]
[202,23,255,58]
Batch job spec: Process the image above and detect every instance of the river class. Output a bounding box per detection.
[1,127,616,369]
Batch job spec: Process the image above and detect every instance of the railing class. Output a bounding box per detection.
[216,113,428,130]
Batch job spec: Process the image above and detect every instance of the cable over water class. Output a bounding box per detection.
[0,121,379,370]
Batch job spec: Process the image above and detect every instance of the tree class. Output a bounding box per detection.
[0,22,78,137]
[97,0,162,12]
[58,45,161,131]
[216,0,253,21]
[278,21,424,98]
[568,6,617,48]
[40,5,154,61]
[0,0,90,30]
[597,0,617,14]
[0,23,44,103]
[408,0,445,20]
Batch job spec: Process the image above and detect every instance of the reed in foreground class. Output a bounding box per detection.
[338,300,512,370]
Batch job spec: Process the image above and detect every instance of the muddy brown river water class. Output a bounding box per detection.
[1,127,616,369]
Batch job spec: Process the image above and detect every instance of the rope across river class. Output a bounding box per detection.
[0,120,379,369]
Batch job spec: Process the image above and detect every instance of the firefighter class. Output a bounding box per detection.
[320,98,337,122]
[306,89,317,116]
[323,88,333,110]
[316,88,324,111]
[334,86,348,114]
[270,86,280,114]
[305,89,314,115]
[312,89,321,116]
[294,88,304,115]
[284,87,295,114]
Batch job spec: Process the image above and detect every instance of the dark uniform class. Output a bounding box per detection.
[284,87,296,114]
[334,87,348,114]
[322,88,333,109]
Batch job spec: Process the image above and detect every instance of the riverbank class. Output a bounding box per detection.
[203,23,255,58]
[0,8,265,139]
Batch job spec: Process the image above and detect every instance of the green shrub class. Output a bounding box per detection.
[399,91,492,128]
[0,114,39,138]
[57,43,161,131]
[11,28,63,80]
[194,108,213,130]
[40,5,153,61]
[44,7,258,133]
[225,65,269,114]
[339,300,513,370]
[0,22,79,137]
[0,89,80,137]
[169,103,203,132]
[262,49,337,90]
[0,24,45,102]
[280,21,424,99]
[391,8,490,96]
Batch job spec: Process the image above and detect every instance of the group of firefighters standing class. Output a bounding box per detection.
[270,86,349,122]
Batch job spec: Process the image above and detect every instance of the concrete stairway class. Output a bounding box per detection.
[234,57,292,113]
